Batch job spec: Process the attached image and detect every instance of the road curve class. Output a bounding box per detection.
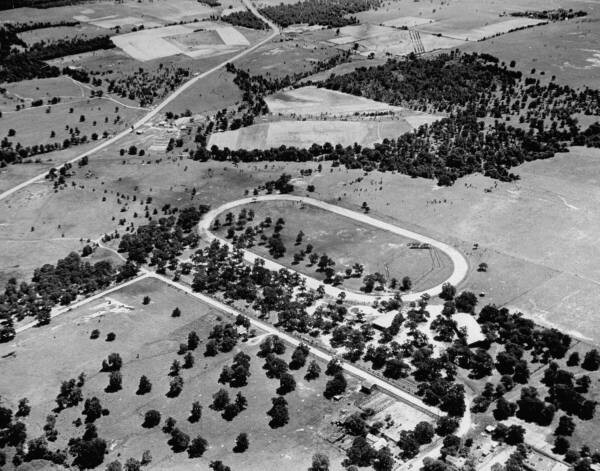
[0,0,279,203]
[198,195,469,303]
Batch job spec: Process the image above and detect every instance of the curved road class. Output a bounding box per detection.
[0,0,279,203]
[198,195,469,303]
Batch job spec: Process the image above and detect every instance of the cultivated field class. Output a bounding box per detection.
[0,276,356,470]
[111,22,251,62]
[208,119,416,150]
[213,199,453,293]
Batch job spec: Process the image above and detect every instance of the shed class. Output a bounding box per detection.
[372,311,399,330]
[452,312,486,346]
[361,380,376,393]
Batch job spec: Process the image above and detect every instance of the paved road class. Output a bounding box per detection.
[0,0,279,203]
[198,195,469,303]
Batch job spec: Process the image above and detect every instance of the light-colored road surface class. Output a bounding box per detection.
[198,195,469,303]
[0,0,278,203]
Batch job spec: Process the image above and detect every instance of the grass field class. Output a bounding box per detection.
[213,199,453,293]
[265,86,404,116]
[300,146,600,343]
[208,118,416,150]
[0,96,143,148]
[460,16,600,89]
[0,276,355,470]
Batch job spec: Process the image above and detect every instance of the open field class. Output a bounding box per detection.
[0,77,88,112]
[0,96,143,148]
[328,23,466,57]
[234,37,344,78]
[17,23,109,46]
[460,16,600,89]
[300,145,600,342]
[266,86,404,116]
[208,118,417,150]
[0,276,359,470]
[111,22,251,62]
[213,199,453,293]
[418,17,546,41]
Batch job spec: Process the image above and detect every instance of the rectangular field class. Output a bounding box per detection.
[111,23,250,61]
[208,119,416,150]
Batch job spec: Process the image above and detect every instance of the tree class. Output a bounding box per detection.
[554,436,570,455]
[137,375,152,395]
[278,373,296,395]
[143,410,161,428]
[167,376,183,397]
[210,461,232,471]
[124,458,141,471]
[309,452,330,471]
[70,436,107,469]
[582,349,600,371]
[494,397,517,421]
[267,396,289,428]
[324,372,347,399]
[188,331,199,350]
[505,425,525,445]
[189,402,202,423]
[234,433,249,453]
[567,352,580,366]
[188,435,208,457]
[455,291,478,313]
[513,360,530,384]
[435,416,459,436]
[235,392,247,411]
[82,397,103,423]
[16,398,30,418]
[414,421,435,444]
[305,360,321,380]
[212,389,230,411]
[183,351,195,369]
[555,415,575,436]
[440,283,456,300]
[172,307,181,317]
[374,446,394,471]
[169,428,190,452]
[347,436,375,466]
[106,371,122,392]
[401,276,412,291]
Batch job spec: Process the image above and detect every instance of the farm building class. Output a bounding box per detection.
[452,313,486,346]
[371,311,400,330]
[365,433,388,451]
[361,380,376,393]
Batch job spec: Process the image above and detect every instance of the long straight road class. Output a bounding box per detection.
[0,0,279,203]
[198,195,469,303]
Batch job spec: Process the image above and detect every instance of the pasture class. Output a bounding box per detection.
[213,199,453,293]
[0,276,356,470]
[265,86,404,116]
[0,96,143,148]
[208,119,416,150]
[304,145,600,343]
